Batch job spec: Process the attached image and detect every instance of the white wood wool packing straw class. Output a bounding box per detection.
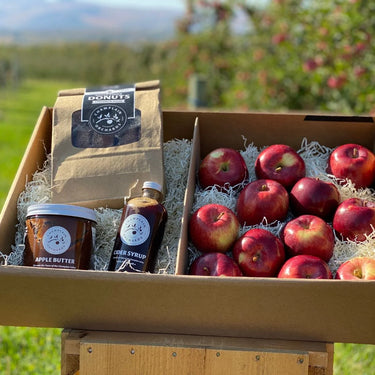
[4,136,375,276]
[5,138,193,275]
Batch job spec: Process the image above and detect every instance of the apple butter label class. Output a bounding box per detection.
[34,257,75,268]
[42,226,71,255]
[72,84,141,148]
[120,214,150,246]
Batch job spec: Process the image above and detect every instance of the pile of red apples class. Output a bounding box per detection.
[188,143,375,280]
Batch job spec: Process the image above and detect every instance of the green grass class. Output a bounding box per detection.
[0,79,374,374]
[0,326,61,374]
[334,343,375,375]
[0,78,84,207]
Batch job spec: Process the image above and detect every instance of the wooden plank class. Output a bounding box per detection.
[62,330,334,375]
[205,348,309,375]
[79,343,206,375]
[79,342,309,375]
[61,329,85,375]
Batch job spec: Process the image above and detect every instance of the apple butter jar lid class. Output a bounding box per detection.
[26,203,97,223]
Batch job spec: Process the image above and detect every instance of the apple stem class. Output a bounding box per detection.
[216,212,225,221]
[260,184,269,191]
[221,163,229,172]
[275,166,282,173]
[352,147,359,158]
[353,268,363,279]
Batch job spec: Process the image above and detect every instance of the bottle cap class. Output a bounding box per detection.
[142,181,162,193]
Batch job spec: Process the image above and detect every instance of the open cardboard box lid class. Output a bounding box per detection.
[0,107,374,345]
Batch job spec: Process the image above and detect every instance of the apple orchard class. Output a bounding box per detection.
[188,143,375,280]
[172,0,375,114]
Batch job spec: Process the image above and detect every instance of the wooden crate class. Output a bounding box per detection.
[61,329,334,375]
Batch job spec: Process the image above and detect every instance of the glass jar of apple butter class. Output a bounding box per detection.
[23,203,97,269]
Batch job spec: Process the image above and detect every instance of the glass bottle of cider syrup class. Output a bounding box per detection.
[108,181,167,273]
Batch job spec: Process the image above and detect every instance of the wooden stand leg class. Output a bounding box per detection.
[61,329,85,375]
[61,329,334,375]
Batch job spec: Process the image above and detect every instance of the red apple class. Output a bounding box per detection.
[198,147,248,189]
[278,255,333,279]
[327,75,347,89]
[335,257,375,280]
[332,198,375,242]
[189,252,243,276]
[236,179,289,226]
[255,144,306,189]
[281,215,335,262]
[232,228,285,277]
[328,143,375,188]
[189,203,240,253]
[289,177,340,220]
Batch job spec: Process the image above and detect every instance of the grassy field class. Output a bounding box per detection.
[0,79,80,207]
[0,79,374,374]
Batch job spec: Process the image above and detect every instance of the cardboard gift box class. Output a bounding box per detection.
[0,107,374,345]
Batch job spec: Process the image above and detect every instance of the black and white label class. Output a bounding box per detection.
[42,226,71,255]
[120,214,150,246]
[88,105,128,135]
[72,84,141,148]
[82,84,135,131]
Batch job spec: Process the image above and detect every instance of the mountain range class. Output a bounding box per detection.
[0,0,184,44]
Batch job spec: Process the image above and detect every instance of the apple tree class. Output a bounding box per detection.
[223,0,375,114]
[175,0,375,113]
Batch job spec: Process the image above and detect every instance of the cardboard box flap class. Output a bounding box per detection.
[164,111,375,155]
[0,266,374,345]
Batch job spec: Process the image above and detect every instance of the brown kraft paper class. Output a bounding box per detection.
[51,80,164,208]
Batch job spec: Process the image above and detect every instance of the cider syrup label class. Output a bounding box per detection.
[120,214,150,246]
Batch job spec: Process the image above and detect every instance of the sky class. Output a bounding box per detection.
[78,0,185,10]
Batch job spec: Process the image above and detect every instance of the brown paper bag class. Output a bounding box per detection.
[51,80,164,208]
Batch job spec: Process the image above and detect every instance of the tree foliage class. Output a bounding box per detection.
[178,0,375,114]
[0,0,374,114]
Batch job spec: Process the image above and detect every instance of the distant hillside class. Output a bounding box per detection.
[0,0,183,44]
